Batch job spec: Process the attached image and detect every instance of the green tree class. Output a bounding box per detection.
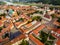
[39,11,43,14]
[33,31,56,45]
[0,13,6,17]
[0,1,6,5]
[0,27,2,32]
[28,0,60,5]
[49,7,54,11]
[51,14,56,19]
[32,16,42,21]
[19,39,29,45]
[57,26,60,28]
[57,17,60,22]
[16,18,24,22]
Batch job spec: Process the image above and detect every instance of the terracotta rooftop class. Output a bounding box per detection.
[25,23,32,28]
[0,20,3,26]
[29,34,44,45]
[56,29,60,34]
[4,34,26,45]
[33,25,45,35]
[53,20,60,26]
[15,22,23,27]
[56,39,60,45]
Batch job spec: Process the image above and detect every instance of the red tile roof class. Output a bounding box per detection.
[53,20,60,26]
[56,39,60,45]
[25,23,32,28]
[33,25,45,35]
[15,22,23,27]
[29,34,44,45]
[0,20,3,26]
[56,29,60,34]
[4,34,26,45]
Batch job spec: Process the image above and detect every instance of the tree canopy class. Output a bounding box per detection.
[19,39,29,45]
[28,0,60,5]
[0,1,6,5]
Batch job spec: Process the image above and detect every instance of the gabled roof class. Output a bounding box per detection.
[33,25,45,35]
[29,34,44,45]
[15,22,23,27]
